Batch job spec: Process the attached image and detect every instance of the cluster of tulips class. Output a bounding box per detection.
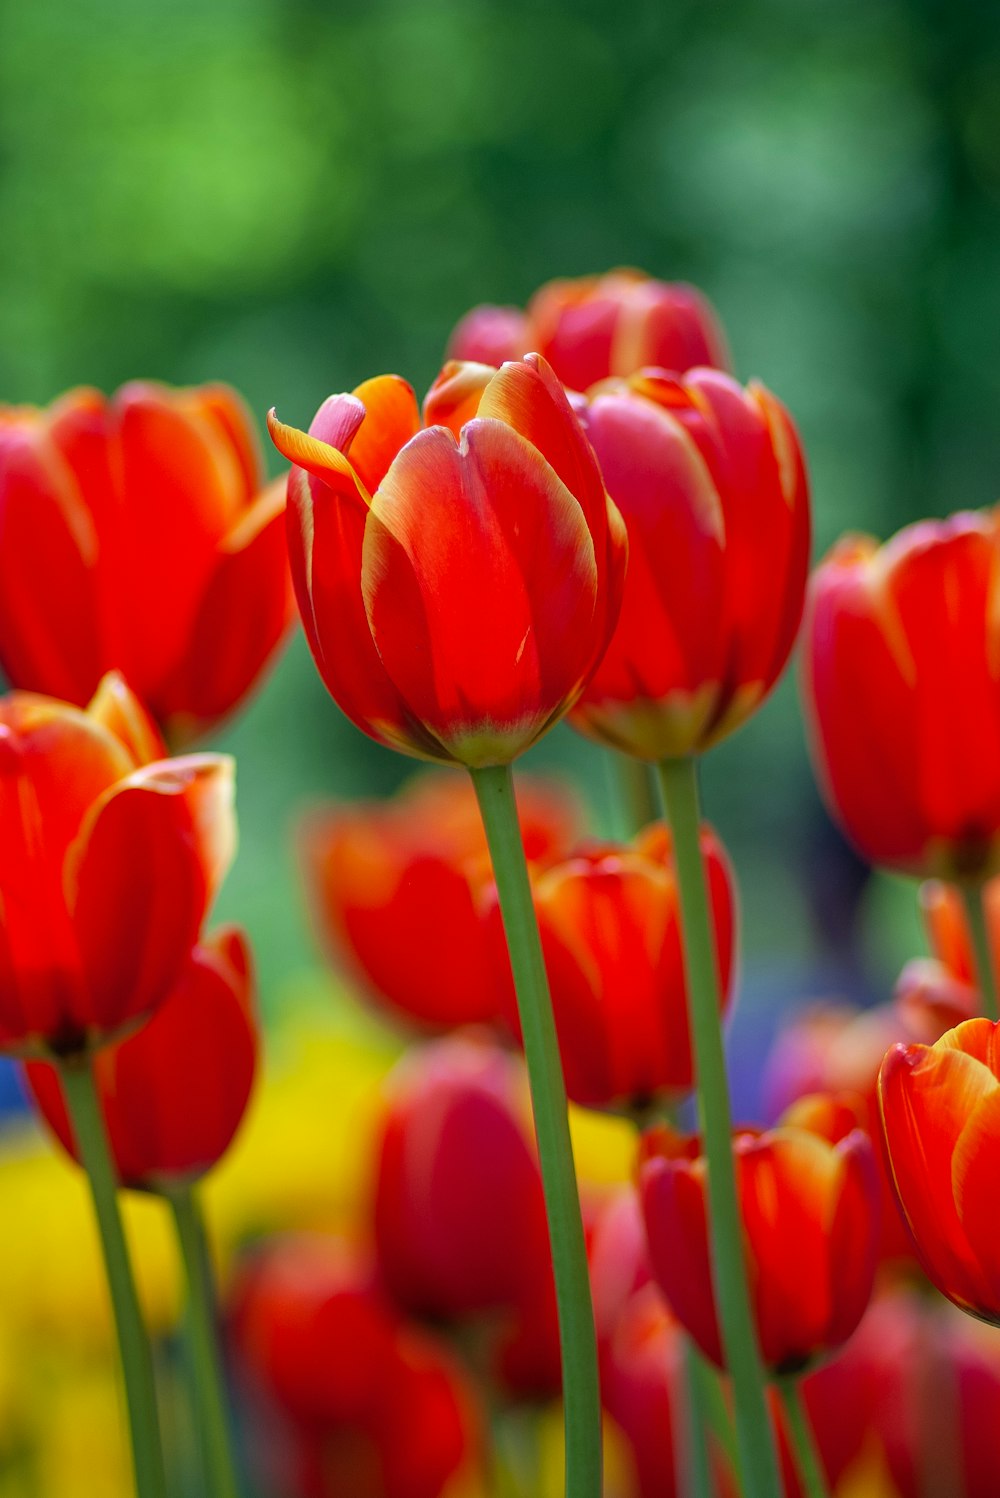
[0,265,998,1498]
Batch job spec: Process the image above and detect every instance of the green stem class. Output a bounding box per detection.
[166,1185,241,1498]
[606,750,659,837]
[777,1379,829,1498]
[58,1059,167,1498]
[471,763,602,1498]
[655,757,781,1498]
[680,1338,715,1497]
[961,883,999,1021]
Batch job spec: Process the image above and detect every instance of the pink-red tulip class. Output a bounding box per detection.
[570,369,810,758]
[449,268,729,390]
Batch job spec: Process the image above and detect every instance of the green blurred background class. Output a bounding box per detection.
[3,0,999,1057]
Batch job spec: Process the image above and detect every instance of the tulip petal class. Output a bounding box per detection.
[346,377,421,493]
[269,406,373,507]
[86,672,166,767]
[184,384,264,499]
[361,420,598,763]
[640,1153,722,1366]
[66,754,234,1036]
[0,426,101,704]
[952,1084,1000,1308]
[159,477,295,742]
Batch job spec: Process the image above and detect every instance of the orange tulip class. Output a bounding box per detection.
[879,1017,1000,1322]
[24,925,256,1188]
[0,672,234,1056]
[449,268,730,390]
[639,1118,878,1373]
[302,771,580,1030]
[569,369,810,758]
[495,819,736,1110]
[268,354,627,767]
[803,511,1000,878]
[0,382,293,742]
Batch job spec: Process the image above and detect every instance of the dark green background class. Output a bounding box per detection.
[4,0,998,1044]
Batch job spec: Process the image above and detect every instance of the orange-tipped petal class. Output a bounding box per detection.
[86,672,166,767]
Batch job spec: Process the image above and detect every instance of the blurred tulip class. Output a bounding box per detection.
[804,511,1000,879]
[0,382,293,742]
[269,354,626,767]
[24,927,257,1188]
[0,674,234,1056]
[373,1034,554,1326]
[639,1121,878,1374]
[895,876,1000,1034]
[230,1236,483,1498]
[879,1016,1000,1322]
[449,268,729,390]
[569,368,810,759]
[302,771,580,1030]
[496,820,736,1110]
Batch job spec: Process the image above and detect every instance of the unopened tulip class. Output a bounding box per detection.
[880,1016,1000,1322]
[25,926,256,1188]
[498,820,736,1110]
[639,1121,879,1373]
[449,268,729,390]
[302,771,580,1030]
[0,383,293,742]
[804,510,1000,878]
[0,674,234,1056]
[570,369,810,758]
[269,354,626,766]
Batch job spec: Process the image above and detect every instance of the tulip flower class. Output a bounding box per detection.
[639,1120,879,1374]
[0,382,294,742]
[268,353,626,767]
[894,877,1000,1033]
[302,770,580,1030]
[494,819,736,1110]
[229,1236,483,1498]
[449,268,730,390]
[569,368,810,759]
[803,510,1000,881]
[879,1016,1000,1322]
[372,1034,554,1325]
[0,673,234,1058]
[24,926,257,1188]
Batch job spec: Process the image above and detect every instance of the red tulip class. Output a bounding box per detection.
[895,877,1000,1035]
[302,771,580,1030]
[639,1120,878,1373]
[496,819,736,1110]
[372,1035,553,1323]
[879,1016,1000,1322]
[0,673,234,1057]
[449,268,729,390]
[803,511,1000,878]
[570,369,810,758]
[24,926,256,1188]
[0,383,294,742]
[268,354,627,767]
[230,1236,483,1498]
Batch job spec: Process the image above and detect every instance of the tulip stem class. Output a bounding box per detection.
[680,1338,715,1497]
[777,1379,829,1498]
[58,1057,167,1498]
[655,756,781,1498]
[961,884,998,1021]
[166,1184,242,1498]
[471,762,602,1498]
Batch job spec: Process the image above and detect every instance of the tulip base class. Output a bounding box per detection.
[59,1056,167,1498]
[777,1378,829,1498]
[655,756,781,1498]
[165,1184,241,1498]
[470,762,602,1498]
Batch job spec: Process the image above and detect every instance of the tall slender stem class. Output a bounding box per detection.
[680,1338,715,1497]
[58,1058,167,1498]
[961,883,998,1021]
[655,756,781,1498]
[166,1184,241,1498]
[777,1379,829,1498]
[471,763,602,1498]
